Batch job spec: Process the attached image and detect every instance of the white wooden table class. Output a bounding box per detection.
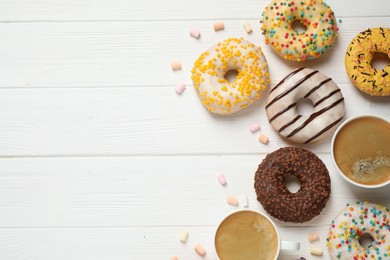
[0,0,389,259]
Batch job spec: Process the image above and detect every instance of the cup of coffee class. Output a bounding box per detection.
[331,115,390,188]
[214,210,299,260]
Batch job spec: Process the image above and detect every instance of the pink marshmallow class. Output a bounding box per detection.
[249,123,261,133]
[217,174,227,186]
[194,244,206,257]
[258,134,269,144]
[308,232,320,242]
[189,28,201,39]
[227,196,239,206]
[171,61,182,71]
[175,83,186,94]
[213,21,225,31]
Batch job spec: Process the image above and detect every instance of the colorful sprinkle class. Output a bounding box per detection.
[327,202,390,259]
[261,0,339,61]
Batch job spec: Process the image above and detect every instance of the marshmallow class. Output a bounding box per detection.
[243,196,249,208]
[217,174,227,186]
[189,28,201,39]
[179,230,189,243]
[258,134,269,144]
[194,244,206,257]
[171,256,179,260]
[308,232,320,242]
[242,21,253,34]
[310,247,323,256]
[171,61,182,71]
[175,83,186,94]
[213,21,225,31]
[249,123,261,133]
[227,196,239,206]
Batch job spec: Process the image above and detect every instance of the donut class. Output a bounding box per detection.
[191,38,270,114]
[266,67,345,144]
[345,27,390,96]
[261,0,338,61]
[326,201,390,260]
[254,147,331,223]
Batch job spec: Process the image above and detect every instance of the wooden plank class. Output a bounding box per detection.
[0,86,387,156]
[0,0,389,21]
[0,18,389,88]
[0,225,336,259]
[0,156,388,228]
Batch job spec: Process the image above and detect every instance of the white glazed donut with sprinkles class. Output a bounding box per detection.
[326,201,390,260]
[261,0,338,61]
[266,67,345,144]
[191,38,270,114]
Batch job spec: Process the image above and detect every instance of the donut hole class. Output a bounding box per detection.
[224,69,239,83]
[284,174,301,193]
[292,20,307,34]
[296,98,314,117]
[371,52,389,70]
[359,233,375,249]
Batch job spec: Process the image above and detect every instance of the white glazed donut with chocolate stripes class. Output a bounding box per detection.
[266,67,345,144]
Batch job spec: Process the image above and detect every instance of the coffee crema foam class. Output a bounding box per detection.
[334,116,390,186]
[352,156,390,183]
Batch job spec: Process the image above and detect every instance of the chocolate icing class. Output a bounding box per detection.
[254,147,331,223]
[269,67,305,94]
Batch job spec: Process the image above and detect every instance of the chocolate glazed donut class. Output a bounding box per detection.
[254,147,331,223]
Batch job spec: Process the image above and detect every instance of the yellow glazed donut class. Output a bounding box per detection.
[261,0,338,61]
[191,38,270,114]
[345,27,390,96]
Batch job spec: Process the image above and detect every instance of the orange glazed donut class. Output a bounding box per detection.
[261,0,339,61]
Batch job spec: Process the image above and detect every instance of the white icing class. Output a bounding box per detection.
[327,202,390,260]
[191,38,270,115]
[266,68,345,144]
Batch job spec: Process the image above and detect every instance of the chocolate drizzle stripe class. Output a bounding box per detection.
[303,78,332,98]
[313,89,341,107]
[266,70,318,109]
[278,115,302,133]
[304,117,343,144]
[269,103,296,122]
[269,67,306,94]
[286,97,344,138]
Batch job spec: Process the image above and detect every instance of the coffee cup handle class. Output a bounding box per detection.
[281,241,300,251]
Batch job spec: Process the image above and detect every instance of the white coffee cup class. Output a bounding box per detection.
[331,114,390,188]
[214,210,300,260]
